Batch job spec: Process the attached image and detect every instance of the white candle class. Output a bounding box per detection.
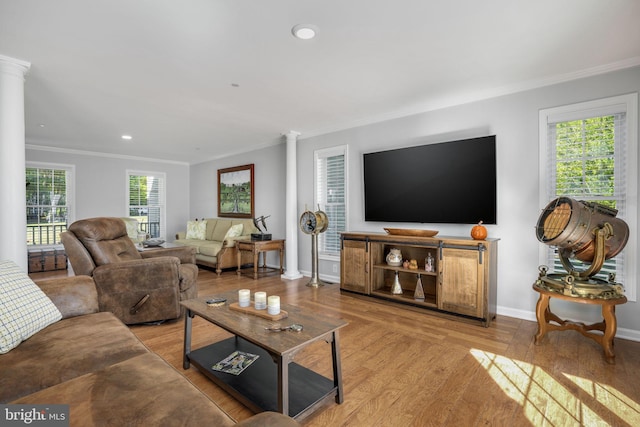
[238,289,250,307]
[254,291,267,310]
[267,295,280,315]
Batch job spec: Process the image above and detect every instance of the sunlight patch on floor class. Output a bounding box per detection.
[563,372,640,426]
[470,349,609,426]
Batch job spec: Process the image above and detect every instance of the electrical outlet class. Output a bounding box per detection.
[332,264,338,273]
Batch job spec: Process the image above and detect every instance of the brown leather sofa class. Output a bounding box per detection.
[0,275,299,427]
[62,217,198,324]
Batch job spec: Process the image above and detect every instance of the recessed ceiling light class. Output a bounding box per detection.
[291,24,317,40]
[38,124,45,128]
[121,135,133,141]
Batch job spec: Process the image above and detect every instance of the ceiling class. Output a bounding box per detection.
[1,0,639,164]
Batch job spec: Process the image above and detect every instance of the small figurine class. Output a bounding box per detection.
[409,259,418,270]
[253,215,271,234]
[425,253,434,272]
[251,215,272,241]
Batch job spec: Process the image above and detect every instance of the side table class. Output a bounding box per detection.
[532,283,627,364]
[237,239,285,279]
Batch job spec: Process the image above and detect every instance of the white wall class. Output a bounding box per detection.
[296,66,640,338]
[25,148,191,240]
[189,143,287,266]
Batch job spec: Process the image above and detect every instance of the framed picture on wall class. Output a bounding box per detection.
[218,164,254,218]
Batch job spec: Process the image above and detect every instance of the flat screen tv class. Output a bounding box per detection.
[363,135,497,224]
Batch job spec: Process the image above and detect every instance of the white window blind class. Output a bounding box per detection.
[547,113,625,205]
[315,146,348,259]
[127,171,166,239]
[539,93,638,301]
[26,163,75,246]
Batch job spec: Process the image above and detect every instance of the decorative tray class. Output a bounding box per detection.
[384,228,439,237]
[142,238,165,247]
[229,302,289,321]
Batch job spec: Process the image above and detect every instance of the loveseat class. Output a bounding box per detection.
[0,261,298,426]
[174,218,259,275]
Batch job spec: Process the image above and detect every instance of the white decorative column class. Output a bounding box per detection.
[281,130,303,280]
[0,54,31,271]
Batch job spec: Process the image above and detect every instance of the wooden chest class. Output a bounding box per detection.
[28,248,68,273]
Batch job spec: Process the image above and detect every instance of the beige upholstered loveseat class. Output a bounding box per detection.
[0,262,298,426]
[174,218,259,275]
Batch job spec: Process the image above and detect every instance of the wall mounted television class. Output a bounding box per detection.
[363,135,497,225]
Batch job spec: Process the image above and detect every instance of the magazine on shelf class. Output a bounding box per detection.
[211,350,259,375]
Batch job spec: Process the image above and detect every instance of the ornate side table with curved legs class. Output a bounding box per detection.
[532,283,627,364]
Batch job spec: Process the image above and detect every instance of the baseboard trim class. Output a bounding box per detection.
[497,305,640,342]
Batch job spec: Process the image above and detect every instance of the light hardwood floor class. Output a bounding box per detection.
[33,268,640,426]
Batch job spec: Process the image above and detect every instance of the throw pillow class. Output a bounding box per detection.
[224,224,244,242]
[122,217,139,239]
[0,260,62,354]
[186,220,207,240]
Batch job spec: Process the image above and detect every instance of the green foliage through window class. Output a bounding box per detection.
[554,115,617,209]
[26,167,70,245]
[127,173,165,238]
[549,113,625,280]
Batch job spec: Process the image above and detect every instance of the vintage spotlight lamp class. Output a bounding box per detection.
[535,197,629,298]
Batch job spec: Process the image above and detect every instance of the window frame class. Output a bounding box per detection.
[126,170,167,239]
[314,145,348,261]
[538,93,638,301]
[25,161,75,248]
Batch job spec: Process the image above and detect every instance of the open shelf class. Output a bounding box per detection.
[372,264,438,276]
[188,336,336,419]
[370,288,437,308]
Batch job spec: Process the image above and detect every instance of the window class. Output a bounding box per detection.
[539,93,638,300]
[26,163,74,246]
[315,146,348,260]
[127,171,166,239]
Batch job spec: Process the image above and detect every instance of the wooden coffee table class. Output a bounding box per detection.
[181,291,347,420]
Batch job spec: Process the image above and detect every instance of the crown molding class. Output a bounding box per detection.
[189,136,284,165]
[25,143,189,166]
[300,57,640,140]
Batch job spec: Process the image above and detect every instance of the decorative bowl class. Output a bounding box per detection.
[142,238,165,247]
[384,228,438,237]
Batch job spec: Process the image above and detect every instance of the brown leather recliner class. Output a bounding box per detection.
[61,217,198,324]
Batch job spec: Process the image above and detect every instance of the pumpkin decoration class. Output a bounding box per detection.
[471,221,487,240]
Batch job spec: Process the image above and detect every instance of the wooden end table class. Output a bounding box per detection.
[237,239,285,279]
[532,283,627,364]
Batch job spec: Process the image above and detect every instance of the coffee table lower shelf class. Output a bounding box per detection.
[187,336,336,419]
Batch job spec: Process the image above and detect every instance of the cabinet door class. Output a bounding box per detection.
[341,239,369,294]
[439,247,485,318]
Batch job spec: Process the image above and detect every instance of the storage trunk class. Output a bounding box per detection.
[28,248,68,273]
